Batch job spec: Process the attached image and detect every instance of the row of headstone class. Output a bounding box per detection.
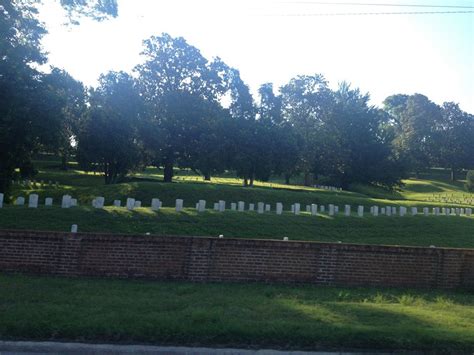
[314,185,342,192]
[366,205,473,217]
[3,194,473,218]
[12,179,60,188]
[8,194,77,208]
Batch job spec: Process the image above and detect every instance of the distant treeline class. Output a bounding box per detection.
[1,3,473,195]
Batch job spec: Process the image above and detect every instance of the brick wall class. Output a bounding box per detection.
[0,229,473,289]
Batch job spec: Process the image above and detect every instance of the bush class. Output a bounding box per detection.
[466,170,474,192]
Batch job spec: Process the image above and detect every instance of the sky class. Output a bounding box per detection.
[38,0,474,113]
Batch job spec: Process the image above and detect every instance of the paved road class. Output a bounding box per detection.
[0,341,401,354]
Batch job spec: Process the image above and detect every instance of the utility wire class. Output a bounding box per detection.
[279,2,474,9]
[261,10,474,16]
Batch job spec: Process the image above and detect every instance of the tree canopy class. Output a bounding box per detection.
[1,1,473,196]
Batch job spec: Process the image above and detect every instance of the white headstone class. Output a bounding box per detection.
[411,207,418,216]
[71,224,78,233]
[455,208,460,216]
[231,202,237,211]
[311,204,318,216]
[328,204,335,216]
[306,205,311,212]
[249,203,255,211]
[344,205,351,216]
[257,202,264,214]
[370,206,374,214]
[16,196,25,206]
[466,208,472,216]
[28,194,38,208]
[175,199,183,212]
[218,200,226,212]
[213,202,219,211]
[134,200,141,208]
[294,203,300,215]
[238,201,245,212]
[113,200,121,207]
[95,196,105,209]
[0,193,3,208]
[399,207,407,217]
[386,206,392,216]
[276,202,283,215]
[265,204,271,212]
[126,198,135,210]
[151,198,160,210]
[381,207,385,215]
[392,207,397,215]
[357,205,364,217]
[372,206,379,217]
[45,197,53,206]
[197,200,206,212]
[61,195,71,208]
[70,198,77,207]
[335,206,339,214]
[320,205,325,213]
[423,207,429,216]
[460,208,465,215]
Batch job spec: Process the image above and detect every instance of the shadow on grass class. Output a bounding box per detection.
[0,275,473,351]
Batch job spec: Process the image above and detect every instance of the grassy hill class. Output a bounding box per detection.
[1,159,473,248]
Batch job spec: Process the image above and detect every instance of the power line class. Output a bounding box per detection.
[262,10,474,16]
[279,2,474,9]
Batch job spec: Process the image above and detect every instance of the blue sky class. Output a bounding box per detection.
[38,0,474,113]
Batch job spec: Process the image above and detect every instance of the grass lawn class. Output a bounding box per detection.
[0,274,473,351]
[0,206,473,248]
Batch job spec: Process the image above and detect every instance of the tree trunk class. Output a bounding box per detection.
[249,176,254,187]
[163,161,173,183]
[451,167,456,182]
[243,178,248,187]
[204,172,211,181]
[285,174,290,185]
[0,171,12,200]
[60,154,68,171]
[104,163,111,184]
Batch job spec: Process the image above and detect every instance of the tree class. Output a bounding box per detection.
[224,68,260,186]
[42,68,86,170]
[280,75,333,185]
[184,102,229,181]
[0,0,118,196]
[60,0,118,22]
[384,94,442,177]
[0,0,50,194]
[76,71,143,184]
[135,33,226,182]
[318,82,405,188]
[433,102,474,180]
[258,83,299,184]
